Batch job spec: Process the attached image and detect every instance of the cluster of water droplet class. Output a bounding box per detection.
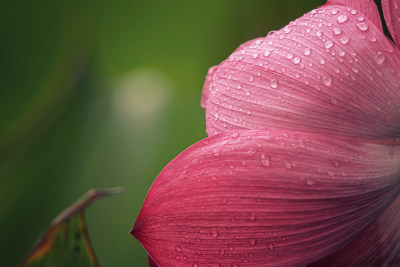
[176,4,400,267]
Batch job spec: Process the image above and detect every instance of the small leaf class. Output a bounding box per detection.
[20,187,123,267]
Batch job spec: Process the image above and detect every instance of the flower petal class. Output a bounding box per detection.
[382,0,400,45]
[311,194,400,266]
[131,130,400,267]
[203,5,400,138]
[325,0,383,31]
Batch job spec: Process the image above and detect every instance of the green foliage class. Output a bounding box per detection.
[21,188,121,267]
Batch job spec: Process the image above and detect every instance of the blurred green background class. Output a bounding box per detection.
[0,0,323,266]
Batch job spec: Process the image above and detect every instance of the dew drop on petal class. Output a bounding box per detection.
[356,22,369,31]
[219,248,225,256]
[264,50,272,57]
[287,53,294,59]
[328,170,335,177]
[306,178,315,185]
[330,97,338,105]
[192,263,199,267]
[357,16,365,21]
[260,154,271,167]
[339,36,350,44]
[249,212,256,222]
[270,79,278,88]
[211,228,219,238]
[283,26,292,33]
[285,162,293,169]
[293,57,301,64]
[322,76,332,86]
[324,40,334,49]
[176,246,182,252]
[333,27,342,35]
[248,239,256,246]
[268,244,275,251]
[374,52,386,65]
[304,47,312,56]
[337,15,348,23]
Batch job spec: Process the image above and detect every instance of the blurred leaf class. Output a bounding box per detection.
[20,187,122,267]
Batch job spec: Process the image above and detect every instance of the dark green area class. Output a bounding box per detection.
[23,213,97,267]
[1,1,326,266]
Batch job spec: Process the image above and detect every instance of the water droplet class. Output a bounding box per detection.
[306,178,315,185]
[192,263,199,267]
[211,228,219,238]
[219,248,225,256]
[316,31,323,37]
[285,162,293,169]
[268,244,275,251]
[356,22,369,31]
[331,9,338,15]
[330,97,338,105]
[176,247,182,252]
[374,52,386,65]
[283,26,292,33]
[293,57,301,64]
[270,79,278,88]
[333,27,342,35]
[327,170,335,177]
[322,76,332,87]
[352,67,359,73]
[260,154,271,167]
[319,57,326,65]
[249,212,256,222]
[175,255,180,260]
[304,48,312,56]
[337,15,348,23]
[264,50,272,57]
[248,239,256,246]
[244,148,257,156]
[287,53,294,59]
[222,198,228,204]
[357,16,365,21]
[253,53,259,59]
[325,40,334,49]
[339,36,350,44]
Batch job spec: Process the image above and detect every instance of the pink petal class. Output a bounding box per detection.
[382,0,400,45]
[311,194,400,266]
[325,0,383,31]
[201,66,218,110]
[131,130,400,267]
[203,5,400,139]
[201,38,264,111]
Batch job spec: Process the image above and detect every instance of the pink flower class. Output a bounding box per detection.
[131,0,400,266]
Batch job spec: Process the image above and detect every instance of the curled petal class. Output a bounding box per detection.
[382,0,400,45]
[325,0,383,31]
[311,194,400,266]
[131,130,400,267]
[203,5,400,138]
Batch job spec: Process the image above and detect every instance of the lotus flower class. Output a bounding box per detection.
[131,0,400,266]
